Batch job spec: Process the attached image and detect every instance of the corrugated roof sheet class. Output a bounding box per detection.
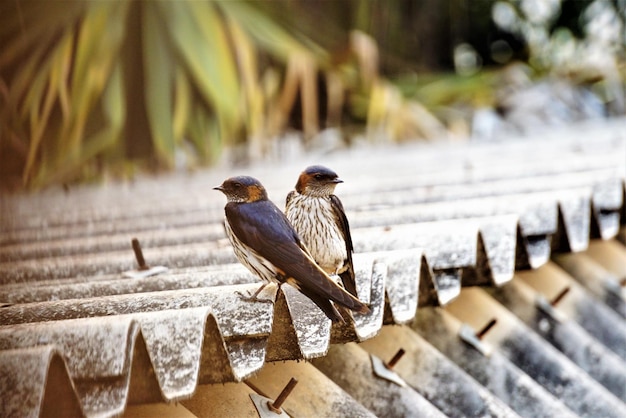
[1,118,625,417]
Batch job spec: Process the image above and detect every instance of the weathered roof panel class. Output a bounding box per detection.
[1,118,625,417]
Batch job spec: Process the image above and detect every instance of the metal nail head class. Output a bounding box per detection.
[132,238,149,271]
[550,287,570,307]
[476,318,497,340]
[384,348,406,369]
[267,378,298,413]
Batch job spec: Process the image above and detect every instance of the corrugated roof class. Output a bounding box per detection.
[1,118,625,417]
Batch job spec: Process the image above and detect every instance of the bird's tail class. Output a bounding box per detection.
[288,250,370,317]
[339,264,358,298]
[324,277,369,315]
[295,285,346,323]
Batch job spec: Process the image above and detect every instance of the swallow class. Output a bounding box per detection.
[214,175,369,322]
[285,165,357,297]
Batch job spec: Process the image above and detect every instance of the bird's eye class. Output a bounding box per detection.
[233,182,242,188]
[314,174,323,180]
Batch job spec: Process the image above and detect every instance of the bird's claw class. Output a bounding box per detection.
[235,290,273,304]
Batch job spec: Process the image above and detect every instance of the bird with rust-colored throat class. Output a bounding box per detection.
[285,165,357,298]
[214,176,369,322]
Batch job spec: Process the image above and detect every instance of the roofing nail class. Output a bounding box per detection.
[459,323,492,356]
[550,286,570,307]
[384,348,406,369]
[370,352,407,386]
[131,238,149,271]
[267,377,298,413]
[476,318,497,340]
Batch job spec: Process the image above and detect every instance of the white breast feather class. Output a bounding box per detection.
[285,194,347,273]
[224,219,279,283]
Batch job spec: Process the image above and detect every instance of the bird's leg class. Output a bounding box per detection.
[236,283,274,303]
[329,272,343,287]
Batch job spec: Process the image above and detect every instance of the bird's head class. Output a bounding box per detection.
[295,165,343,197]
[214,176,268,203]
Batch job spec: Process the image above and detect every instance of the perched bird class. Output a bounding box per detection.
[285,165,357,297]
[214,175,369,322]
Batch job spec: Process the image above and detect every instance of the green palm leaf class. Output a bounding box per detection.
[3,0,389,189]
[143,2,175,168]
[158,1,240,128]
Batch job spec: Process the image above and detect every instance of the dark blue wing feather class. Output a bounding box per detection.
[330,195,357,297]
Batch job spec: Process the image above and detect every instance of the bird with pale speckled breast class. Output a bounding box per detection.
[285,165,357,298]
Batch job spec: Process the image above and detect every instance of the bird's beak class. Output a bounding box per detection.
[213,185,224,192]
[332,178,344,184]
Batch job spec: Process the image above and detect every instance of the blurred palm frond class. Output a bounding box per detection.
[0,1,450,190]
[0,1,326,189]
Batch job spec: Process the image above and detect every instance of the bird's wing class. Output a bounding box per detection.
[225,200,310,269]
[225,200,368,315]
[330,195,357,296]
[285,190,296,207]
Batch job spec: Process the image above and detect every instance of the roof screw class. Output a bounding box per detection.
[384,348,406,369]
[267,377,298,413]
[476,318,497,340]
[131,238,149,271]
[550,286,570,307]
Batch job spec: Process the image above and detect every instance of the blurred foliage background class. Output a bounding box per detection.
[1,0,624,190]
